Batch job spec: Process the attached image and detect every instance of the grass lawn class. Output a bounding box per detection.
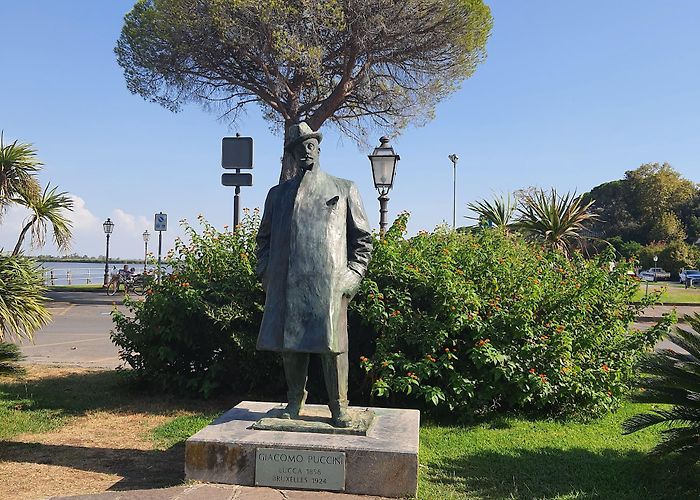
[634,281,700,304]
[418,405,698,499]
[1,366,698,499]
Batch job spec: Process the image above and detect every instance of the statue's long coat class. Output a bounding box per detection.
[255,168,372,353]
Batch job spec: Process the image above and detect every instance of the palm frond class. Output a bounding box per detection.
[652,427,700,457]
[671,316,700,358]
[514,188,598,257]
[0,255,51,342]
[12,183,74,254]
[0,133,42,217]
[622,320,700,462]
[466,193,517,229]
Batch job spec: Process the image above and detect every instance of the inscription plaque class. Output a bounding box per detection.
[255,447,345,491]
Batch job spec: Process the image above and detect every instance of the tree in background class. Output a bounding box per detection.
[586,163,699,244]
[115,0,492,180]
[11,184,74,256]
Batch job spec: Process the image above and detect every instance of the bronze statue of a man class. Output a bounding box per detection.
[256,122,373,427]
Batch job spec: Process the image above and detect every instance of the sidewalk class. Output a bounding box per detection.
[54,484,388,499]
[637,304,700,322]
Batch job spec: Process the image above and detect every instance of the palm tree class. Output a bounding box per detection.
[515,189,598,257]
[466,193,517,230]
[0,133,41,219]
[0,254,50,342]
[622,313,700,463]
[11,184,74,256]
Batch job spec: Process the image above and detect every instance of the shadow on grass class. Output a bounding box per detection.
[0,369,236,418]
[0,440,185,491]
[422,446,699,500]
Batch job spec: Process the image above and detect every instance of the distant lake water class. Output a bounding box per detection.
[38,261,166,285]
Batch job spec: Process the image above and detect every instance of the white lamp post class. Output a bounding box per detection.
[142,230,150,274]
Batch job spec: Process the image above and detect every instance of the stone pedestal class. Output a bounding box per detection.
[185,401,419,498]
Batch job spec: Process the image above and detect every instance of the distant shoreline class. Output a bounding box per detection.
[36,257,142,264]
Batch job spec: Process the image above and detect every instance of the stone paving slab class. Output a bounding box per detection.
[52,483,389,499]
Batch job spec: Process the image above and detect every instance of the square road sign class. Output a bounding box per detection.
[154,213,167,232]
[222,137,253,169]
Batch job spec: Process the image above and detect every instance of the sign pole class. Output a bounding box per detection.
[154,212,168,283]
[234,168,241,228]
[221,135,254,229]
[157,230,163,283]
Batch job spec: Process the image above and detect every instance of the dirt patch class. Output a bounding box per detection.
[0,365,232,499]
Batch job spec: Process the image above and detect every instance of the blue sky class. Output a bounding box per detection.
[1,1,699,258]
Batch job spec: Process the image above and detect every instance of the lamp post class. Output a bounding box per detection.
[142,230,150,274]
[102,218,114,286]
[368,136,400,235]
[448,154,458,229]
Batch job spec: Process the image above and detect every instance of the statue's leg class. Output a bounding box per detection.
[321,352,351,427]
[281,352,309,419]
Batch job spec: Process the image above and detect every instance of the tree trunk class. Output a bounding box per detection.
[279,120,300,183]
[12,218,35,256]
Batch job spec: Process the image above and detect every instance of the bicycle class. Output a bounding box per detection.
[106,272,147,296]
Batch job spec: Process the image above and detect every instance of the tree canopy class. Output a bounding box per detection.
[115,0,493,180]
[585,163,699,244]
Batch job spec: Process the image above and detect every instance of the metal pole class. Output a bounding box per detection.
[103,233,110,286]
[157,230,163,283]
[144,240,148,274]
[453,162,456,229]
[378,193,389,235]
[234,185,241,228]
[448,154,458,229]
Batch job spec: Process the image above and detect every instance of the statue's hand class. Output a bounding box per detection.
[340,267,362,298]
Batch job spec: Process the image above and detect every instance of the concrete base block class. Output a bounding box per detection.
[185,401,419,498]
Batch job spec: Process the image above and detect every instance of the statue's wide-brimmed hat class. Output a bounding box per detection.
[284,121,322,151]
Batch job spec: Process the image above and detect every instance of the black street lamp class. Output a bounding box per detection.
[142,230,150,274]
[368,136,400,235]
[102,218,114,285]
[448,154,458,229]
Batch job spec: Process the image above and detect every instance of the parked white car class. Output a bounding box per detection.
[679,269,700,283]
[638,271,655,281]
[639,267,670,281]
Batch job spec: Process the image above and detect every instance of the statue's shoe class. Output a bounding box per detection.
[331,406,352,428]
[280,402,303,419]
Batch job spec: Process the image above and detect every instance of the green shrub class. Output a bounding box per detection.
[113,211,669,419]
[352,213,670,419]
[111,212,284,398]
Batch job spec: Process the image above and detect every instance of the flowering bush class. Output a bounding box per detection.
[112,210,670,417]
[111,211,284,398]
[352,213,671,419]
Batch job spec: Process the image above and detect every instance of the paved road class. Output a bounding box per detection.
[17,291,133,369]
[14,292,700,368]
